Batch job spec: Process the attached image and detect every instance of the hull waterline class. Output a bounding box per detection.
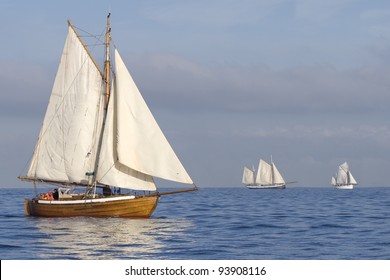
[246,184,286,189]
[24,195,159,218]
[334,184,354,190]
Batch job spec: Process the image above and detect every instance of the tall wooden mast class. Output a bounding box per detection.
[104,13,111,108]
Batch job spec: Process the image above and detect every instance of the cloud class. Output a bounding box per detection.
[123,52,390,115]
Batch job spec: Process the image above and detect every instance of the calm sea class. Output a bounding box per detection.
[1,187,390,260]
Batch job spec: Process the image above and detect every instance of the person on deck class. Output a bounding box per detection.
[52,189,59,200]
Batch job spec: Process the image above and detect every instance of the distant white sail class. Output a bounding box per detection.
[348,171,357,185]
[244,158,288,189]
[336,162,349,184]
[272,163,285,184]
[242,167,255,185]
[256,159,272,185]
[331,161,357,188]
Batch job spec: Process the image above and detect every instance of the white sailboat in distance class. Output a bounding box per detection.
[242,158,296,189]
[331,162,357,189]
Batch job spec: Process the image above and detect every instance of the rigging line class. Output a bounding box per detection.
[73,24,106,45]
[85,43,105,47]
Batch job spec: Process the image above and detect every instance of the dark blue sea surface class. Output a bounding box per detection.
[1,187,390,259]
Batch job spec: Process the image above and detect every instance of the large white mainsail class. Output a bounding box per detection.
[96,50,193,189]
[255,159,272,185]
[336,162,349,184]
[27,26,105,184]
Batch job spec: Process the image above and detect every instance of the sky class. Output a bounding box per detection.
[1,0,390,188]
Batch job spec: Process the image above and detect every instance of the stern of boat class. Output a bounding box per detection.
[24,198,32,216]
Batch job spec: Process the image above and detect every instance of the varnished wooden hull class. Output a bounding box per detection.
[24,195,159,218]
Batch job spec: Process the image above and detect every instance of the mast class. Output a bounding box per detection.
[104,13,111,109]
[91,13,112,188]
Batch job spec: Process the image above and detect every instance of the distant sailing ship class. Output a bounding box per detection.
[18,14,197,218]
[242,158,290,189]
[331,162,357,189]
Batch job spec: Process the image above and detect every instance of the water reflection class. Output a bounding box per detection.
[30,217,193,259]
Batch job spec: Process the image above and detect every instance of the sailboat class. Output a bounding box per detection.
[331,162,357,189]
[242,159,287,189]
[18,14,197,218]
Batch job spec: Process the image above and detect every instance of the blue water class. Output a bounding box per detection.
[1,187,390,259]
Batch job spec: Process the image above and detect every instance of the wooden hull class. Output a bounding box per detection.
[24,195,159,218]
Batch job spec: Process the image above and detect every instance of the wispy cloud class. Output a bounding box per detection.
[126,52,390,115]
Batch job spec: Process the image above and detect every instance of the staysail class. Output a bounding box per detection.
[271,163,285,184]
[27,26,105,185]
[96,50,193,189]
[95,77,156,191]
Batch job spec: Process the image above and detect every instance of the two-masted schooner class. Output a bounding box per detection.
[331,162,357,189]
[242,158,288,189]
[18,15,197,218]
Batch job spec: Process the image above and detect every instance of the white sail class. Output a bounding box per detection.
[336,162,349,184]
[242,167,254,185]
[332,162,357,186]
[27,26,105,184]
[26,27,192,191]
[271,163,285,184]
[111,50,192,184]
[255,159,272,184]
[96,79,156,191]
[348,171,358,185]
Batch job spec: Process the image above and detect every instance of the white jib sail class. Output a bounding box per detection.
[27,26,105,184]
[256,159,272,185]
[271,163,285,184]
[96,79,156,191]
[348,171,358,185]
[112,50,193,184]
[242,167,254,184]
